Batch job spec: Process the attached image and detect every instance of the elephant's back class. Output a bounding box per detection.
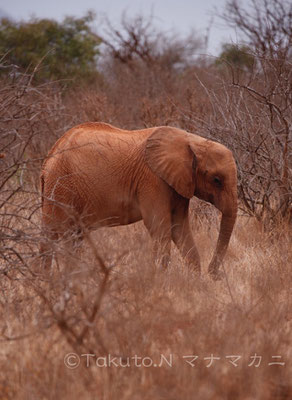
[45,122,151,161]
[41,121,151,200]
[71,122,153,146]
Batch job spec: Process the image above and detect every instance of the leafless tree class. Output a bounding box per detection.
[198,0,292,224]
[100,13,203,71]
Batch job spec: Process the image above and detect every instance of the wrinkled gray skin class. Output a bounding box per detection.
[41,122,237,279]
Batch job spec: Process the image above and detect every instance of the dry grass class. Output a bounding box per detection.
[0,200,291,399]
[0,35,291,398]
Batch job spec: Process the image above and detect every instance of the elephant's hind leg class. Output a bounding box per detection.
[40,225,84,270]
[40,198,83,269]
[39,228,59,269]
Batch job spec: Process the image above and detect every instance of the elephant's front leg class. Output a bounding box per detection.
[141,197,172,269]
[152,233,171,269]
[171,199,201,274]
[144,217,172,269]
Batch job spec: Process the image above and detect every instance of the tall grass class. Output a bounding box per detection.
[0,212,291,399]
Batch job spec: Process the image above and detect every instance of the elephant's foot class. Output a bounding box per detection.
[193,269,201,281]
[190,263,201,278]
[155,253,171,269]
[209,269,224,281]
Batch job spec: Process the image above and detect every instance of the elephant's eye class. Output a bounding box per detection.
[213,176,222,188]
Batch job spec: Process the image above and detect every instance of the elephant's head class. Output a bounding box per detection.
[145,127,237,277]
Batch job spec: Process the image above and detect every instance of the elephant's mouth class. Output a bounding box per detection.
[208,194,215,205]
[194,188,215,205]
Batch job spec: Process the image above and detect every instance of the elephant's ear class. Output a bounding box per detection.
[145,127,196,198]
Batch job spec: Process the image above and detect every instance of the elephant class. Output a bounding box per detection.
[40,122,237,279]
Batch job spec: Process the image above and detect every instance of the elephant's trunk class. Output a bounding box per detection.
[208,209,237,278]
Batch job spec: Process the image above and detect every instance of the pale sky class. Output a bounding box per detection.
[0,0,238,56]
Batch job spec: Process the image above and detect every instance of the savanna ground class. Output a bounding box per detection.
[0,1,292,398]
[1,206,291,399]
